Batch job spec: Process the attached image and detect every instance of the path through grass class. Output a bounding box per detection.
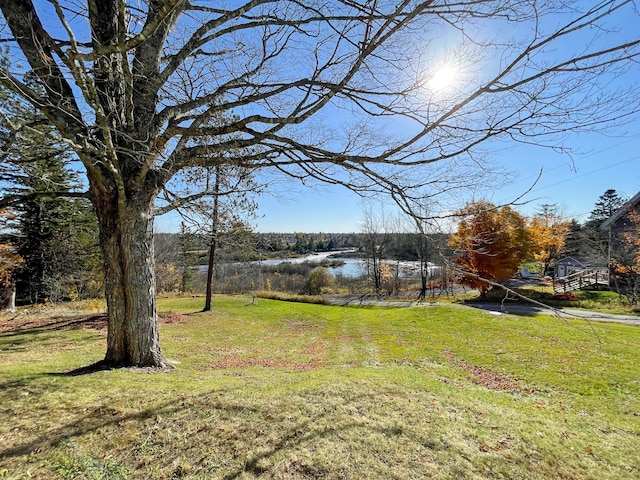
[0,296,638,479]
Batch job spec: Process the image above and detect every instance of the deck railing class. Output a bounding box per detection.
[553,268,609,293]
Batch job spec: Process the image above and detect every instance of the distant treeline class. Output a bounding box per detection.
[155,232,453,266]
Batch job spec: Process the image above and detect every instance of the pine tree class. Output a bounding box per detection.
[562,220,587,259]
[13,139,100,302]
[576,189,628,267]
[589,189,625,225]
[0,86,100,303]
[179,222,197,294]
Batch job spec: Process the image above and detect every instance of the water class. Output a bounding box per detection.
[256,250,439,279]
[196,250,441,280]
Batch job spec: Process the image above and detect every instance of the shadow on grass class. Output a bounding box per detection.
[0,380,448,479]
[0,314,107,338]
[57,360,177,376]
[0,311,195,338]
[0,393,182,462]
[0,386,315,478]
[0,364,111,406]
[57,361,114,376]
[220,386,449,480]
[464,303,542,317]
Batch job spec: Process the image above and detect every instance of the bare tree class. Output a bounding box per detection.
[412,217,438,300]
[0,1,638,367]
[360,201,395,295]
[177,164,260,312]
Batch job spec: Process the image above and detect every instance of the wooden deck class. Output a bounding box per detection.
[553,268,609,293]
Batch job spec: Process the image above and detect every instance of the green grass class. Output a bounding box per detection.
[1,296,639,479]
[571,289,640,314]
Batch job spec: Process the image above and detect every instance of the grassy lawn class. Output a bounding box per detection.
[0,296,638,479]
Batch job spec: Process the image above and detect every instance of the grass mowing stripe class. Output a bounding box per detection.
[0,295,638,479]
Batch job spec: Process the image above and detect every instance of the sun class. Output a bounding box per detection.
[430,65,459,91]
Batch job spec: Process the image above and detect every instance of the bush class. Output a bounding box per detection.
[308,267,335,295]
[254,290,329,304]
[156,263,182,293]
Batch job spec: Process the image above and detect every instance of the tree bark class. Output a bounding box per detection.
[92,183,168,368]
[203,167,221,312]
[203,229,217,312]
[1,282,16,312]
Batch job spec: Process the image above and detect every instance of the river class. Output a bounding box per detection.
[256,250,439,278]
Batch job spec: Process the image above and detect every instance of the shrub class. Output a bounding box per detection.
[308,267,335,295]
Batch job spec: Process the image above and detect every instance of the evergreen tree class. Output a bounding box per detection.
[0,87,100,303]
[13,143,100,302]
[574,189,628,267]
[589,189,625,226]
[562,220,587,259]
[179,222,198,294]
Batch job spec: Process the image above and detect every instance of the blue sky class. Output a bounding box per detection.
[256,137,639,232]
[156,128,640,234]
[5,1,636,235]
[490,134,640,221]
[154,2,640,235]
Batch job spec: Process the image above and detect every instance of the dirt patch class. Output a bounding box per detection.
[204,356,325,372]
[158,312,190,325]
[440,349,535,394]
[280,319,321,335]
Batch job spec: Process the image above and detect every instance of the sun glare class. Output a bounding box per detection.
[430,65,458,91]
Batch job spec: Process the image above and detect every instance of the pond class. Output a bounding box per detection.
[256,250,439,279]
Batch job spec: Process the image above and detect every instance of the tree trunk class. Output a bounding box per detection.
[419,262,428,301]
[203,167,221,312]
[92,186,168,368]
[203,231,217,312]
[1,282,16,312]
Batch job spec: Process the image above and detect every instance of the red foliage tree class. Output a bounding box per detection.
[449,201,533,297]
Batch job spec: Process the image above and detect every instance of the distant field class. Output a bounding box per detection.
[0,296,638,479]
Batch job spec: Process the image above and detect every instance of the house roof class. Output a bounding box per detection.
[555,256,587,267]
[600,190,640,230]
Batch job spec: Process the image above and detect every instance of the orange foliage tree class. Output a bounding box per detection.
[0,242,22,284]
[610,209,640,304]
[449,201,534,297]
[0,209,23,309]
[529,204,571,274]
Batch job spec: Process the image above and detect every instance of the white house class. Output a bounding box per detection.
[553,256,587,279]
